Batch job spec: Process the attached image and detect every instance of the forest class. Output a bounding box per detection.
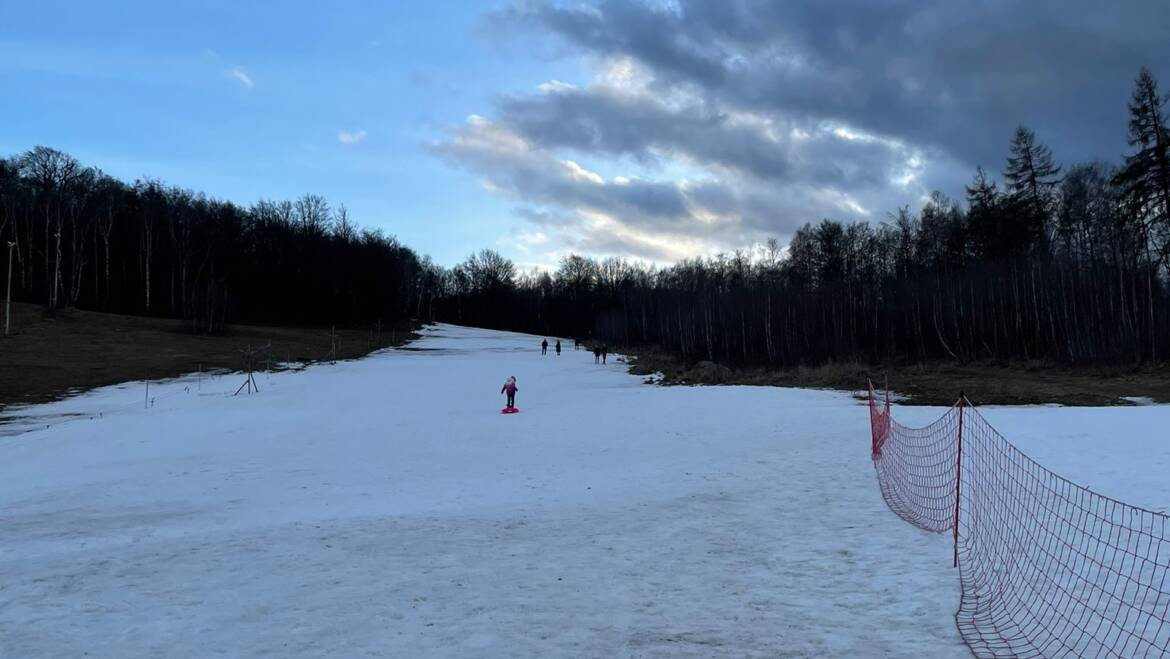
[0,153,442,333]
[2,68,1168,369]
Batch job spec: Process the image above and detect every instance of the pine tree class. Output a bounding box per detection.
[966,166,999,213]
[1114,67,1170,266]
[1003,126,1061,253]
[966,166,1007,259]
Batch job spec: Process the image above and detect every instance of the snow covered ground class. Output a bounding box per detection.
[2,324,1167,657]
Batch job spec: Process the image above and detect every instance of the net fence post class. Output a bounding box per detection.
[867,379,877,454]
[953,391,965,569]
[868,378,889,456]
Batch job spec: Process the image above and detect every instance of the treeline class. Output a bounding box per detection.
[442,68,1170,368]
[0,150,442,332]
[3,68,1169,369]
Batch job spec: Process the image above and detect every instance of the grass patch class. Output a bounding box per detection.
[0,302,420,409]
[624,346,1170,406]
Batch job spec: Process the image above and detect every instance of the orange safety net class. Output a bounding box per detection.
[869,383,1170,658]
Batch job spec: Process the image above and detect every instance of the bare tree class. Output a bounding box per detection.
[18,146,80,308]
[333,204,356,242]
[295,193,331,237]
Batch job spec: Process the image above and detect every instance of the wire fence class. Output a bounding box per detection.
[869,383,1170,658]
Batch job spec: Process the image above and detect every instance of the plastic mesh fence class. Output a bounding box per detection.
[868,384,1170,658]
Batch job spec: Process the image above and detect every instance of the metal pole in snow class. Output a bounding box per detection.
[953,391,965,568]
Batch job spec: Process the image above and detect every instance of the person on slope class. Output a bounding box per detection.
[601,344,609,364]
[555,340,562,356]
[501,376,519,409]
[541,339,548,355]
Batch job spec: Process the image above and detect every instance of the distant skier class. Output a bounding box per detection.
[601,344,608,364]
[593,346,601,364]
[574,338,581,351]
[501,375,518,410]
[541,339,548,355]
[555,340,561,356]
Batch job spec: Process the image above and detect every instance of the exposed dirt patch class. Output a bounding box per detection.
[0,302,420,409]
[623,346,1170,406]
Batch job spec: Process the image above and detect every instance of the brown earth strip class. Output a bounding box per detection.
[621,346,1170,407]
[0,302,419,409]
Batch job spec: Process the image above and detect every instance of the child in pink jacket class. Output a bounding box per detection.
[501,376,518,409]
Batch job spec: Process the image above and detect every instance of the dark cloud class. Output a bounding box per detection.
[497,86,792,177]
[494,0,1170,169]
[430,112,910,262]
[496,85,916,189]
[430,116,850,256]
[430,118,698,232]
[440,1,1169,262]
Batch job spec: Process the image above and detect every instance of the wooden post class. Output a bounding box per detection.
[953,391,965,568]
[145,380,150,409]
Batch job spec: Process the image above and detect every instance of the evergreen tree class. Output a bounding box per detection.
[1114,67,1170,267]
[966,166,1008,259]
[1003,126,1061,253]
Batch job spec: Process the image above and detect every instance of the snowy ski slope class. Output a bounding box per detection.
[2,324,1167,657]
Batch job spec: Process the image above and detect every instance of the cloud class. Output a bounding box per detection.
[494,79,920,190]
[338,129,368,146]
[507,230,551,256]
[433,82,932,261]
[431,114,871,262]
[439,1,1169,262]
[226,66,253,89]
[432,116,694,231]
[492,1,1170,169]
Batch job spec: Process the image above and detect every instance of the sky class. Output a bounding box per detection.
[2,1,1168,270]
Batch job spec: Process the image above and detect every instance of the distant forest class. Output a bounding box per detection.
[2,68,1168,368]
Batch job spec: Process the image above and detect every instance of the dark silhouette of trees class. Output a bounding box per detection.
[4,68,1169,371]
[432,69,1170,369]
[1115,67,1170,270]
[1004,126,1061,255]
[0,149,428,332]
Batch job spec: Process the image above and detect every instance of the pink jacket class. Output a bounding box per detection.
[501,378,518,394]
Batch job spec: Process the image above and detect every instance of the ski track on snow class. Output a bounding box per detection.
[4,324,1166,657]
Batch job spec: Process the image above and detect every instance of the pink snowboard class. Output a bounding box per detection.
[501,406,520,414]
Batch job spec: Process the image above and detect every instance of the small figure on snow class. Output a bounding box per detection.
[593,346,601,364]
[555,340,561,356]
[541,339,548,355]
[601,344,609,364]
[501,375,519,410]
[574,338,581,351]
